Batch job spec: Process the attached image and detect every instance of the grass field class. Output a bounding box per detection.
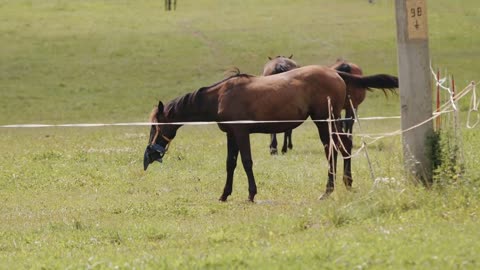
[1,0,480,269]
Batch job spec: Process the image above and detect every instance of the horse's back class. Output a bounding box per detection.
[330,59,366,109]
[219,65,346,124]
[262,57,299,76]
[331,59,363,75]
[278,65,346,100]
[293,65,347,118]
[255,65,345,99]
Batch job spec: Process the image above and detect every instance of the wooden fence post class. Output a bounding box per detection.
[395,0,434,185]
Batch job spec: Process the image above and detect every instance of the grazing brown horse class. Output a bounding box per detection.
[143,65,398,202]
[262,55,300,155]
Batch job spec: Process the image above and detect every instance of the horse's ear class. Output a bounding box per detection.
[268,56,272,60]
[157,101,165,121]
[289,54,293,59]
[158,101,164,112]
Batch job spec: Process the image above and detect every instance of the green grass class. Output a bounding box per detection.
[1,0,480,269]
[1,127,479,269]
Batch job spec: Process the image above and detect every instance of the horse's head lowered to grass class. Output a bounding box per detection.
[143,101,179,170]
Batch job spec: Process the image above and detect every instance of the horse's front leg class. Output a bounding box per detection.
[219,133,239,202]
[270,133,278,155]
[287,129,293,150]
[235,132,257,202]
[282,130,292,154]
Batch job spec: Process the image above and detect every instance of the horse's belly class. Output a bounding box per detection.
[248,122,303,134]
[217,122,303,134]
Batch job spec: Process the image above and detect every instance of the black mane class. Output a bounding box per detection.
[334,63,352,73]
[165,71,253,120]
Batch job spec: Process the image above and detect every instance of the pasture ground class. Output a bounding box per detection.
[1,0,480,269]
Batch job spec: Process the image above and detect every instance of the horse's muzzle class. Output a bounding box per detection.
[143,144,166,170]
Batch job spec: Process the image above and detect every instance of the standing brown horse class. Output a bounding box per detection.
[266,57,396,155]
[263,55,300,155]
[330,59,366,135]
[143,65,398,202]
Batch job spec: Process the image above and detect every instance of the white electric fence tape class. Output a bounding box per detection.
[1,79,477,141]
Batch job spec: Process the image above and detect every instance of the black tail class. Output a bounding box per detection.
[336,71,398,94]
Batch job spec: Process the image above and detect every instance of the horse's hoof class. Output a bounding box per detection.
[347,187,357,193]
[248,194,256,203]
[288,145,293,150]
[270,149,278,155]
[219,195,228,202]
[318,193,331,200]
[343,176,353,189]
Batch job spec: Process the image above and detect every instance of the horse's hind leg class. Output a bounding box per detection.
[220,133,239,201]
[343,107,355,139]
[337,109,355,190]
[334,122,353,190]
[343,156,353,189]
[316,122,338,200]
[270,133,278,155]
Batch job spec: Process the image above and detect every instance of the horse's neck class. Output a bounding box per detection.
[167,88,219,122]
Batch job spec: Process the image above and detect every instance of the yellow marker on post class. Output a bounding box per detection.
[406,0,428,40]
